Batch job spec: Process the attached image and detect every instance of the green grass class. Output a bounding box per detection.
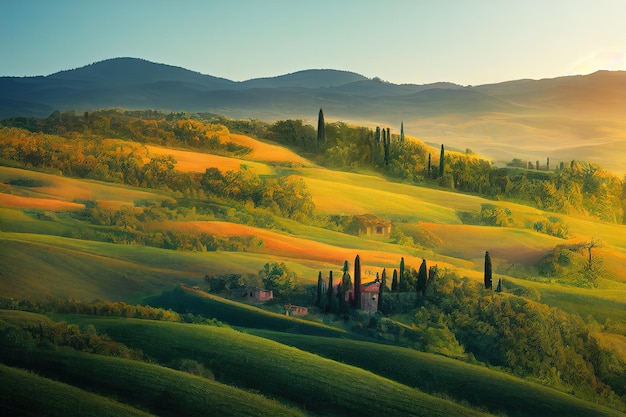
[146,286,345,336]
[0,363,154,417]
[0,232,322,302]
[0,165,169,205]
[0,348,303,417]
[62,316,492,417]
[249,330,626,417]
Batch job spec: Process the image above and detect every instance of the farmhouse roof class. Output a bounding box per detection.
[361,281,380,293]
[354,214,391,227]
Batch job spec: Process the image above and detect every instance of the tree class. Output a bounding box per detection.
[427,153,431,178]
[259,262,298,298]
[316,271,324,307]
[484,251,493,289]
[317,108,325,148]
[399,257,405,291]
[427,265,438,296]
[416,258,427,295]
[585,238,602,270]
[326,270,334,313]
[354,255,361,309]
[439,144,445,178]
[381,268,387,290]
[495,278,502,293]
[391,269,398,292]
[400,121,405,142]
[378,274,384,312]
[382,128,389,166]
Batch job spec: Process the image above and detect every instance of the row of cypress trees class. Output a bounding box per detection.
[316,251,500,315]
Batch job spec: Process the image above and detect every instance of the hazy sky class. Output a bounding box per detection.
[2,0,625,85]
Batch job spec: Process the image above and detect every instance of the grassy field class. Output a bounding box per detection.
[1,347,304,417]
[0,364,154,417]
[250,330,625,417]
[228,133,313,165]
[145,144,277,175]
[0,165,170,208]
[60,316,492,417]
[147,286,346,336]
[158,220,463,276]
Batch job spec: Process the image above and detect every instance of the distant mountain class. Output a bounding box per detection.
[49,57,236,90]
[0,57,468,119]
[2,58,626,174]
[240,69,368,89]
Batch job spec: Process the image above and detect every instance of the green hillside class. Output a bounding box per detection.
[0,364,154,417]
[58,316,491,417]
[251,330,624,417]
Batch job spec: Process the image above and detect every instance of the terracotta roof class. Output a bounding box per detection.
[360,281,381,293]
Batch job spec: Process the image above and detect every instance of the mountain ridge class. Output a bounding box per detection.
[2,57,625,174]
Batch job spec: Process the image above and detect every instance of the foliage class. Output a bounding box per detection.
[258,262,302,299]
[536,243,606,287]
[411,272,626,407]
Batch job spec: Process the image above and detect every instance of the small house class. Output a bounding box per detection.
[359,281,380,313]
[239,287,274,302]
[353,214,392,238]
[284,304,308,316]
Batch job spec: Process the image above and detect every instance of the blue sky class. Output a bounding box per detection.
[2,0,625,85]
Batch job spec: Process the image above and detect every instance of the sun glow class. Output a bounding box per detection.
[568,49,626,75]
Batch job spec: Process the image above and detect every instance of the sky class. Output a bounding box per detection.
[1,0,625,86]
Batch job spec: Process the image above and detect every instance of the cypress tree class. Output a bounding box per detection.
[546,157,550,171]
[386,127,390,142]
[326,270,334,313]
[439,144,445,178]
[317,108,326,147]
[377,270,385,313]
[354,255,361,309]
[399,257,405,291]
[316,271,323,306]
[340,260,352,312]
[427,153,431,178]
[495,278,502,293]
[536,160,540,170]
[383,129,390,166]
[416,258,427,295]
[378,276,384,312]
[400,121,405,142]
[428,265,438,296]
[391,269,398,292]
[484,251,493,289]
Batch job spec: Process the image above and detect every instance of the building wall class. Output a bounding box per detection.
[360,292,378,313]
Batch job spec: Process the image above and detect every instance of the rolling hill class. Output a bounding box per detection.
[1,94,626,415]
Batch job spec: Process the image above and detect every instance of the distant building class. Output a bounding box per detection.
[353,214,392,238]
[284,304,309,316]
[329,279,380,314]
[238,287,274,302]
[359,281,380,313]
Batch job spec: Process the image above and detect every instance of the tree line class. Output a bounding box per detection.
[214,110,625,224]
